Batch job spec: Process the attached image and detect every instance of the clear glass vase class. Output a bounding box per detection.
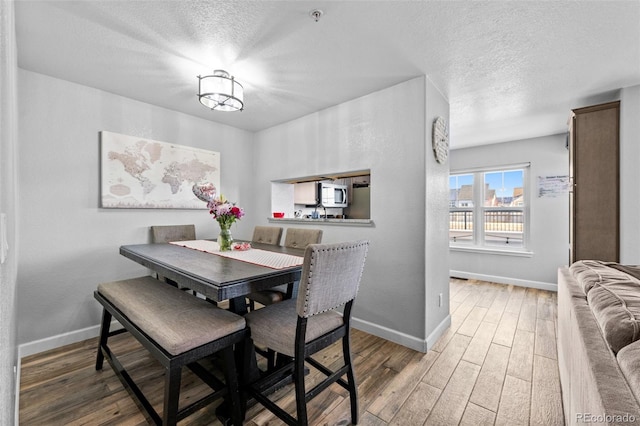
[217,223,233,251]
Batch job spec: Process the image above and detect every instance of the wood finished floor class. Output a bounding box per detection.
[19,278,564,425]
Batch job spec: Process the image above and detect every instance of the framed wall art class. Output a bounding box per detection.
[100,131,220,209]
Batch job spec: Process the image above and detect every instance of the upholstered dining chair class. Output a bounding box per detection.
[246,226,284,308]
[150,224,196,244]
[244,240,369,426]
[283,227,323,249]
[150,224,196,287]
[247,228,323,310]
[252,225,283,246]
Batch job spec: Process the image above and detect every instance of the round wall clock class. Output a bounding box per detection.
[432,116,449,164]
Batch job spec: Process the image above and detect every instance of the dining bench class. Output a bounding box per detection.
[94,276,247,425]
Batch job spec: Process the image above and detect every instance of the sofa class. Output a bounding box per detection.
[558,260,640,425]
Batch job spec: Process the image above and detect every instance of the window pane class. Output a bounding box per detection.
[483,170,524,247]
[449,174,474,243]
[450,174,474,207]
[484,170,524,207]
[484,209,524,247]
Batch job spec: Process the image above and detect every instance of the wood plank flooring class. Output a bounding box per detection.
[19,278,564,425]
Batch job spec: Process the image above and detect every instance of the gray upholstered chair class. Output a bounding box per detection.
[283,227,323,249]
[248,228,323,309]
[150,224,196,244]
[244,240,369,426]
[246,226,284,309]
[150,224,196,288]
[251,226,283,246]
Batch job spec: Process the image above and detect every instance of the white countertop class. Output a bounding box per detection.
[268,217,374,227]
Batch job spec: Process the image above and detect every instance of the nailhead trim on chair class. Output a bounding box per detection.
[298,241,369,318]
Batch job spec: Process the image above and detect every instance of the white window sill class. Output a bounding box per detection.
[450,245,534,258]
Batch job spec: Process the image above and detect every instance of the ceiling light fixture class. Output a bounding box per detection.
[197,70,244,112]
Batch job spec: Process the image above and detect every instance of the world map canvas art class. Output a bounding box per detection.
[100,131,220,209]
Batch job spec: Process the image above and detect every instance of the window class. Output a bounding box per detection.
[449,165,529,250]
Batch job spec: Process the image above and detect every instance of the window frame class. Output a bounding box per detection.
[449,163,531,254]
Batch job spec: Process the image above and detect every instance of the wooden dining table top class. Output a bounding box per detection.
[119,242,304,306]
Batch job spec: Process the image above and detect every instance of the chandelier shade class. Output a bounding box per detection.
[197,70,244,112]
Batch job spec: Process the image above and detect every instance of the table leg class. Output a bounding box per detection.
[229,296,248,315]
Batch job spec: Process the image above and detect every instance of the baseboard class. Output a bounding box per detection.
[450,270,558,292]
[18,321,122,359]
[352,316,429,353]
[426,314,452,351]
[19,315,444,363]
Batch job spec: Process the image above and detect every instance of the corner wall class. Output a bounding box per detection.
[254,76,450,351]
[424,78,452,346]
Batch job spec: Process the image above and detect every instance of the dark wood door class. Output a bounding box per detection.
[570,101,620,263]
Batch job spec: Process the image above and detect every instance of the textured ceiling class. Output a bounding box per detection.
[14,1,640,148]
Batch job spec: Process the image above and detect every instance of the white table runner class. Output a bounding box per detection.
[169,240,303,270]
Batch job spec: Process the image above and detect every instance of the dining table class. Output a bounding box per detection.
[119,239,306,422]
[119,240,305,314]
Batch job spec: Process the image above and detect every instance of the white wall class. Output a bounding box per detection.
[253,76,450,351]
[17,70,255,351]
[620,84,640,264]
[0,1,19,423]
[449,134,569,289]
[17,73,451,354]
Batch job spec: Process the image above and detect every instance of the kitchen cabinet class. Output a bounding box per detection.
[569,101,620,263]
[294,182,318,205]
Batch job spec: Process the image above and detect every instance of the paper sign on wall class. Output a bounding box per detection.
[537,175,569,198]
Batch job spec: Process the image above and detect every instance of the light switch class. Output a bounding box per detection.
[1,213,8,264]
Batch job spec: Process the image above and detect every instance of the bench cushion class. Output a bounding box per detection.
[98,276,245,355]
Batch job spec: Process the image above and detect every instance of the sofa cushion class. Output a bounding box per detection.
[588,283,640,353]
[570,260,639,295]
[617,339,640,405]
[571,261,640,354]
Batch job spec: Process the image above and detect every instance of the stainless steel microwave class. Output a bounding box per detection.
[319,183,348,208]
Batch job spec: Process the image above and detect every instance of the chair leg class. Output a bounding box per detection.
[343,333,359,424]
[95,308,111,370]
[294,351,308,426]
[163,365,182,426]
